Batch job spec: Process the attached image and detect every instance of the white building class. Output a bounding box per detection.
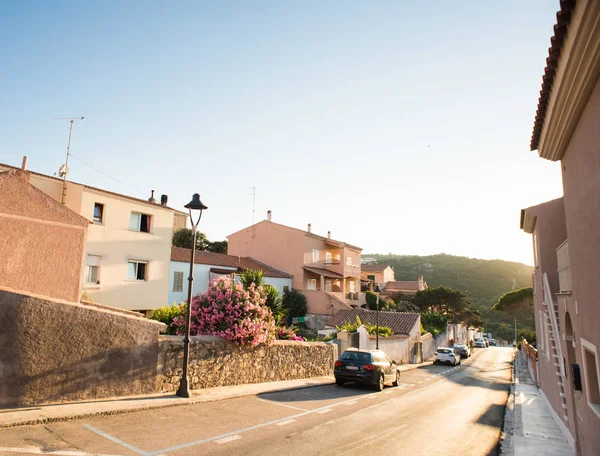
[169,247,293,304]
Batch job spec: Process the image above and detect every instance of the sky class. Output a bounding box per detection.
[0,1,564,266]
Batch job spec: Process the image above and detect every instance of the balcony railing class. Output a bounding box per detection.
[556,240,571,292]
[346,292,359,301]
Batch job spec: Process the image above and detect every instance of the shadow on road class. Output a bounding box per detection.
[259,383,376,403]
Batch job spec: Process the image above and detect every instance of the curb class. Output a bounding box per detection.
[499,349,518,455]
[0,378,335,429]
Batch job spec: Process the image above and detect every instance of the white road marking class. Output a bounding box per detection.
[366,395,377,399]
[344,401,358,405]
[255,398,308,412]
[276,419,296,426]
[215,435,241,444]
[83,424,149,456]
[383,390,393,394]
[417,381,424,384]
[317,408,332,414]
[0,447,123,456]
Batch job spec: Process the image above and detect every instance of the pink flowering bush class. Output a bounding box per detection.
[277,326,304,341]
[172,277,276,347]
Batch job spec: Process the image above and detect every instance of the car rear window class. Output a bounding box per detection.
[454,345,466,349]
[438,349,451,354]
[340,351,371,362]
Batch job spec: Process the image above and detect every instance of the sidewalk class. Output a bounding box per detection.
[0,361,433,429]
[501,350,575,456]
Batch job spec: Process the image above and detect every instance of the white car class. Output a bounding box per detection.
[433,347,461,366]
[474,339,486,348]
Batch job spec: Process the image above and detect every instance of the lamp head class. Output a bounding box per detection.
[185,193,208,211]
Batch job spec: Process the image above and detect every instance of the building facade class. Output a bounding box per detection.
[227,212,363,328]
[168,247,292,304]
[523,2,600,453]
[0,160,187,311]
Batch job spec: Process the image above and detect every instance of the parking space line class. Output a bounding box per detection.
[276,419,296,426]
[317,408,332,414]
[255,398,308,412]
[83,424,150,456]
[0,449,123,456]
[215,435,241,444]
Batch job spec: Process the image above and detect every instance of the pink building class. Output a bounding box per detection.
[522,2,600,454]
[227,211,362,329]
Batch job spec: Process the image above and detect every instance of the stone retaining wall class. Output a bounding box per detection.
[158,336,337,392]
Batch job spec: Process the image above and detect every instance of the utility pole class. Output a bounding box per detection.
[55,116,84,204]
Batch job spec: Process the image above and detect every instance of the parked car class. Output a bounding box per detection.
[474,339,486,348]
[433,347,461,366]
[453,344,471,358]
[334,348,400,391]
[488,338,496,346]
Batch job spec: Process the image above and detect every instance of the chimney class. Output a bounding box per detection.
[267,210,272,221]
[327,231,331,239]
[148,190,156,204]
[307,223,311,233]
[418,275,424,290]
[160,194,168,207]
[21,156,28,171]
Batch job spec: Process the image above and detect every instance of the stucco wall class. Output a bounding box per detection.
[81,188,175,311]
[167,262,292,305]
[357,324,420,364]
[559,74,600,455]
[0,287,165,407]
[421,333,436,361]
[158,336,337,391]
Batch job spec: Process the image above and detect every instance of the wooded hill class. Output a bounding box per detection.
[363,253,535,338]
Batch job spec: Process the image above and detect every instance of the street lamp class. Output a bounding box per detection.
[176,193,208,398]
[374,283,382,350]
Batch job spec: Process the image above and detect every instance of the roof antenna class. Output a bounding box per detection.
[245,186,256,224]
[55,116,84,204]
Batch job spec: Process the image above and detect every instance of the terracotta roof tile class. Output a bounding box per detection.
[530,0,576,151]
[170,247,292,279]
[360,264,390,272]
[383,281,421,292]
[326,309,419,336]
[302,266,344,279]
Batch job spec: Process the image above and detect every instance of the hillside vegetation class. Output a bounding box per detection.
[364,253,535,338]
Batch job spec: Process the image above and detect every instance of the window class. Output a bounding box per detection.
[127,261,148,281]
[173,271,184,292]
[312,249,319,263]
[130,212,151,233]
[283,286,289,293]
[532,273,536,295]
[325,252,332,265]
[325,280,332,292]
[367,274,375,281]
[85,255,101,284]
[93,203,104,223]
[346,256,352,266]
[307,278,317,290]
[581,338,600,417]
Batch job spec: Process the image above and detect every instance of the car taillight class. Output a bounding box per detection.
[363,364,376,371]
[334,360,343,368]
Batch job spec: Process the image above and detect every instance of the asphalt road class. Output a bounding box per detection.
[0,347,514,456]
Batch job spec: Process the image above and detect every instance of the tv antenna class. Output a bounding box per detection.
[54,116,84,204]
[245,186,256,224]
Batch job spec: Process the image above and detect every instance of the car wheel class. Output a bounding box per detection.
[375,374,385,391]
[335,378,345,387]
[392,371,399,387]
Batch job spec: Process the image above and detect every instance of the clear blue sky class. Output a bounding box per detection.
[0,1,563,265]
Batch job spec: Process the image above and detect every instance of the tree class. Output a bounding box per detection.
[239,269,285,324]
[283,289,307,318]
[172,229,228,253]
[492,287,534,317]
[172,228,209,250]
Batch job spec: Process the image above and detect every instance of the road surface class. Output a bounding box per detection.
[0,347,513,456]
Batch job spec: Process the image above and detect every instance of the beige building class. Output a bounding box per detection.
[227,211,363,329]
[0,160,187,311]
[360,264,395,287]
[522,1,600,454]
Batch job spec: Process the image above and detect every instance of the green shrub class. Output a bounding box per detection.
[150,303,186,335]
[283,289,308,317]
[367,325,393,337]
[421,312,448,337]
[336,315,362,333]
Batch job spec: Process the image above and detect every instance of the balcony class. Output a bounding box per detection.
[556,240,571,293]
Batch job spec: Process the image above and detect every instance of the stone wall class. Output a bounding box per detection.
[0,287,165,407]
[304,313,333,331]
[158,336,337,392]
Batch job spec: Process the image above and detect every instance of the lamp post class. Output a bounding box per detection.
[374,283,382,350]
[176,193,208,398]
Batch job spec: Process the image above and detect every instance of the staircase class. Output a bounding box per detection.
[542,273,569,425]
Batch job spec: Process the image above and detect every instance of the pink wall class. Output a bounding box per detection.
[0,170,89,303]
[559,75,600,455]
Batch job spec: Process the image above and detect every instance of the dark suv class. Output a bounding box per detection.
[334,349,400,391]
